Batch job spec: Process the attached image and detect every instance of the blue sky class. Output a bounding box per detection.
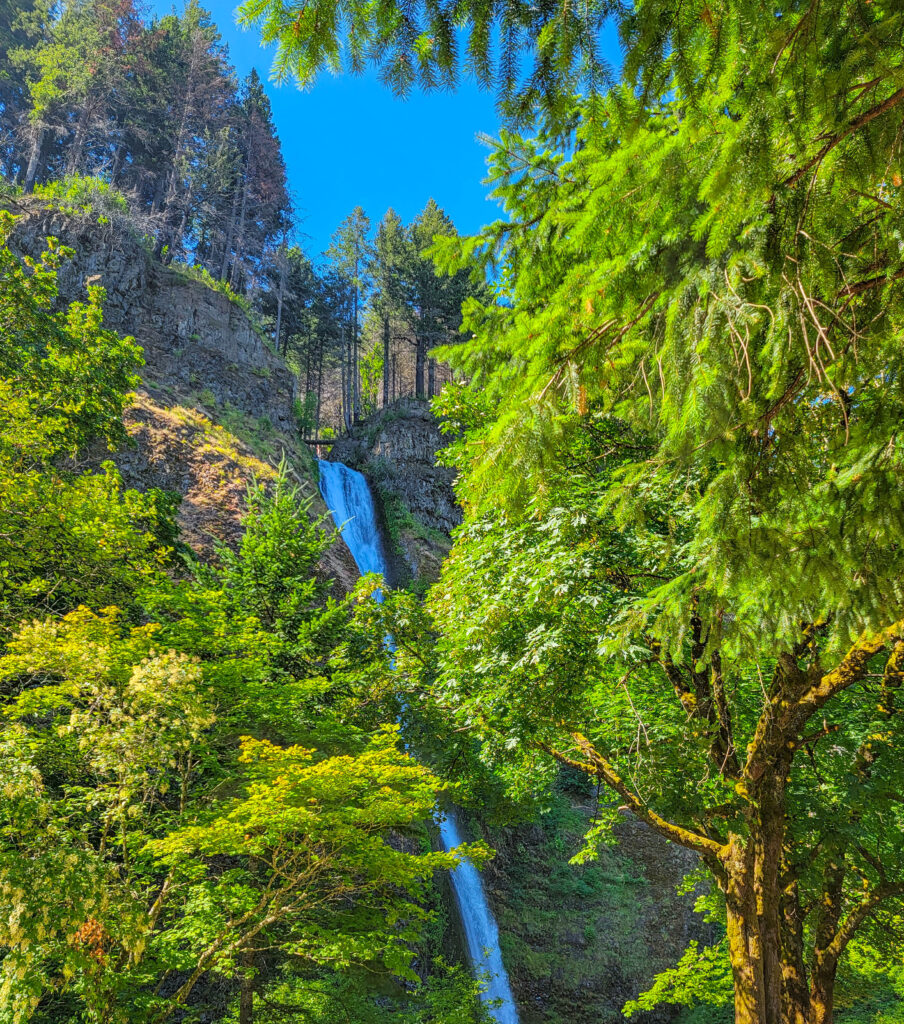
[150,2,506,256]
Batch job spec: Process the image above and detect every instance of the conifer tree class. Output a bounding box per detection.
[326,206,372,427]
[219,69,290,290]
[416,4,904,1019]
[238,0,615,127]
[370,207,412,408]
[405,199,476,398]
[151,0,235,260]
[0,0,45,179]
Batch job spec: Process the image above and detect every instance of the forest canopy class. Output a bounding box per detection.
[243,0,904,1021]
[3,0,904,1022]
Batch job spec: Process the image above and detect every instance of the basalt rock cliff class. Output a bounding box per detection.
[326,399,460,585]
[4,197,358,592]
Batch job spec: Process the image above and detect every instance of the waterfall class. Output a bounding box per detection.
[317,460,388,579]
[317,459,520,1024]
[437,810,520,1024]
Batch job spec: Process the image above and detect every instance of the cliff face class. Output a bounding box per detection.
[7,200,296,432]
[326,400,460,584]
[5,199,358,593]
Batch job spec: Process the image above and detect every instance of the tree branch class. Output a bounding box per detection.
[543,732,726,860]
[783,85,904,188]
[797,621,904,720]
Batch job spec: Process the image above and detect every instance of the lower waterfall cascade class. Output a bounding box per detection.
[317,459,520,1024]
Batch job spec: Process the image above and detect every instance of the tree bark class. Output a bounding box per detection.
[755,782,787,1024]
[238,950,254,1024]
[220,184,239,281]
[415,334,426,398]
[382,317,390,409]
[723,840,769,1024]
[809,967,837,1024]
[428,356,436,398]
[229,173,249,291]
[352,272,360,421]
[780,876,810,1024]
[110,141,125,185]
[340,328,348,433]
[315,341,323,439]
[23,125,46,193]
[275,245,286,355]
[66,96,96,176]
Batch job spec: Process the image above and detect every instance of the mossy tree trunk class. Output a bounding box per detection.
[541,628,904,1024]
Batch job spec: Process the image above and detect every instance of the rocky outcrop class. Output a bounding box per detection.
[4,197,359,592]
[328,399,460,534]
[110,389,358,596]
[5,198,296,433]
[326,400,460,584]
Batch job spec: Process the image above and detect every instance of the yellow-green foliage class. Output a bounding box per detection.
[0,224,483,1023]
[32,176,130,219]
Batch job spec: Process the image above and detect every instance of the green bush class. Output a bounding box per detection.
[33,175,129,218]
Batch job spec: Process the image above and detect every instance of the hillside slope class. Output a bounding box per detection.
[3,195,358,591]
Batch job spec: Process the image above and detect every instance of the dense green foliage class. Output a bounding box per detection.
[7,0,904,1019]
[310,1,904,1021]
[0,224,490,1023]
[237,0,615,125]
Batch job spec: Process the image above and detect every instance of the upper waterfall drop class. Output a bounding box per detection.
[317,458,521,1024]
[317,459,389,581]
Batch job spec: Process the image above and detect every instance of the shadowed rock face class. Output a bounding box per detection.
[6,201,296,433]
[328,399,461,537]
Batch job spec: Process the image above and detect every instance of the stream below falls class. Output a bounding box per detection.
[317,459,520,1024]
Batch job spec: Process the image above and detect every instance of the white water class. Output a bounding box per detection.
[317,460,388,580]
[317,458,520,1024]
[437,809,520,1024]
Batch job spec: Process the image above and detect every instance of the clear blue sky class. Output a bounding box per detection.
[149,2,506,256]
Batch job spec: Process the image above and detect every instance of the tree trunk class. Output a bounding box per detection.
[415,335,426,398]
[351,280,360,421]
[755,820,785,1024]
[780,878,810,1024]
[275,246,286,355]
[724,852,768,1024]
[428,357,436,398]
[315,342,323,439]
[720,780,795,1024]
[110,141,125,185]
[220,184,239,281]
[340,329,347,433]
[23,125,46,193]
[382,317,390,409]
[807,855,845,1024]
[809,967,837,1024]
[238,950,254,1024]
[66,97,95,176]
[151,168,167,214]
[229,173,249,291]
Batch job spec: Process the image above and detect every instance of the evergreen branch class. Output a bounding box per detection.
[837,266,904,299]
[783,84,904,188]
